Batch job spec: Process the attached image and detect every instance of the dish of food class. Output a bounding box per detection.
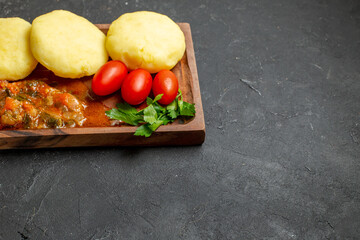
[0,11,204,149]
[0,79,86,129]
[0,77,112,130]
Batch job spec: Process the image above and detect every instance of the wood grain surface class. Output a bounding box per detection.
[0,23,205,149]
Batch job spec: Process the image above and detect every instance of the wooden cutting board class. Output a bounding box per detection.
[0,23,205,149]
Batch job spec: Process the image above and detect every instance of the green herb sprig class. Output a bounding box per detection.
[105,90,196,137]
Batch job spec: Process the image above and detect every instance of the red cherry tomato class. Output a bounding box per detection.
[152,70,179,105]
[121,69,152,105]
[92,60,128,96]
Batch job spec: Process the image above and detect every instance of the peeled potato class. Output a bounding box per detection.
[0,18,38,81]
[106,11,185,73]
[30,10,108,78]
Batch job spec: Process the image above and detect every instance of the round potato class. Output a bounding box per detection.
[106,11,185,73]
[30,10,108,78]
[0,18,38,81]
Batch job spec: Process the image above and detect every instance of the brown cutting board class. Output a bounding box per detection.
[0,23,205,149]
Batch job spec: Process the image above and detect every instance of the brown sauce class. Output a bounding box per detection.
[48,78,112,128]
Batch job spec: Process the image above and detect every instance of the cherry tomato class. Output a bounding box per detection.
[152,70,179,105]
[121,69,152,105]
[92,60,128,96]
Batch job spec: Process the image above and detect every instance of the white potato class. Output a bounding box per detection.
[0,18,38,81]
[30,10,108,78]
[106,11,185,73]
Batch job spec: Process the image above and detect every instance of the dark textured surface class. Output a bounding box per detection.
[1,0,360,239]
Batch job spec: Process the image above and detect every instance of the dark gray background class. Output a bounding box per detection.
[1,0,360,239]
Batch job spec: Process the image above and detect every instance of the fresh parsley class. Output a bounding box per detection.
[105,90,196,137]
